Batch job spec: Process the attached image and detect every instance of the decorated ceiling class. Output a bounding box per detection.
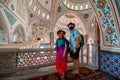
[69,0,87,2]
[62,0,91,10]
[0,0,120,51]
[0,0,120,78]
[36,0,52,12]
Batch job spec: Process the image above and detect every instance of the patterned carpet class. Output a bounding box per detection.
[28,67,118,80]
[80,71,119,80]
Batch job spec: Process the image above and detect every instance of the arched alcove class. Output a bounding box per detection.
[54,13,86,42]
[29,19,50,29]
[32,32,50,43]
[12,24,26,43]
[29,19,50,43]
[87,16,100,44]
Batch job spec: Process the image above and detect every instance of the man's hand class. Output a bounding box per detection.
[73,48,77,53]
[53,47,56,51]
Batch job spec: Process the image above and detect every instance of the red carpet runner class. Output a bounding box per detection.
[28,67,118,80]
[28,67,95,80]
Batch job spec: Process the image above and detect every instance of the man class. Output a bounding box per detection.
[67,22,81,74]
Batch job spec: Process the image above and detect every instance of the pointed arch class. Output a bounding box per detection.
[12,24,26,43]
[54,12,86,41]
[90,0,120,48]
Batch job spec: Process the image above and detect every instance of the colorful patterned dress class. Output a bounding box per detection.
[56,38,68,74]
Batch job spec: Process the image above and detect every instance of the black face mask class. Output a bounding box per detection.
[69,27,74,30]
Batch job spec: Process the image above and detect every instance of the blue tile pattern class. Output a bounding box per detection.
[100,52,120,78]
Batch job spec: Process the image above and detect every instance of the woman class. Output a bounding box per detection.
[55,30,69,80]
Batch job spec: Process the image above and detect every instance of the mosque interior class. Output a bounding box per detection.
[0,0,120,79]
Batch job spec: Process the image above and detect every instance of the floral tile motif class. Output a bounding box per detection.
[92,0,119,46]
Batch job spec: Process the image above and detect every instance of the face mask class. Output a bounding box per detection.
[58,33,64,38]
[69,27,74,30]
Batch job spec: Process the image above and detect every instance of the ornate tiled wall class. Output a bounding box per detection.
[91,0,120,46]
[4,10,17,26]
[17,0,27,21]
[0,12,8,43]
[79,10,94,24]
[100,51,120,78]
[12,26,25,43]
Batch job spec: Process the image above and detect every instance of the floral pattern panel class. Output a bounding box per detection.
[4,10,17,26]
[92,0,119,46]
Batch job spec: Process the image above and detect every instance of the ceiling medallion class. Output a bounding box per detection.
[30,13,33,18]
[33,24,36,26]
[57,6,61,13]
[65,13,75,18]
[84,13,89,19]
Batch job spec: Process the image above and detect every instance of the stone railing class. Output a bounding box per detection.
[0,48,55,74]
[0,43,99,75]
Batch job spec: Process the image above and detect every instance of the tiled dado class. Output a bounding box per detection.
[100,50,120,79]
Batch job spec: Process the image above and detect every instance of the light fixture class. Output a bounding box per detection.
[33,5,37,11]
[76,5,78,10]
[85,4,88,9]
[64,0,66,5]
[47,15,49,19]
[67,3,70,7]
[29,0,33,7]
[38,10,41,15]
[42,13,45,17]
[80,5,83,10]
[71,4,74,9]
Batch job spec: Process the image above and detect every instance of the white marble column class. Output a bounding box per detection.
[50,32,54,48]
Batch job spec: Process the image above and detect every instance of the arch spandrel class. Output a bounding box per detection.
[90,0,120,48]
